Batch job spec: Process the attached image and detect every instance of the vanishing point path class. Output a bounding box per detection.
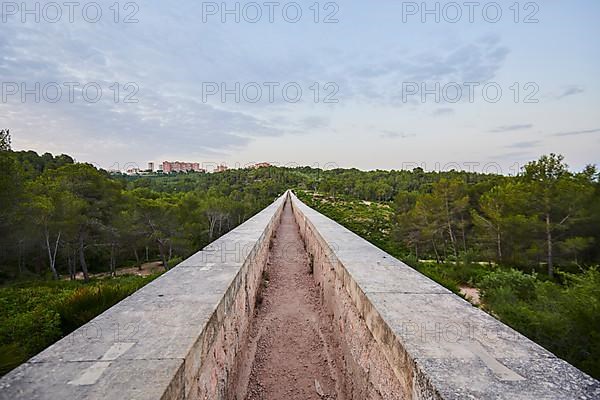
[235,203,347,400]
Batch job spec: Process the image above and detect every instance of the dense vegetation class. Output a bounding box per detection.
[1,128,599,378]
[298,157,600,276]
[0,130,295,283]
[0,274,159,375]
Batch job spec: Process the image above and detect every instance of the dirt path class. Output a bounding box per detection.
[237,203,347,400]
[460,285,481,305]
[62,261,164,281]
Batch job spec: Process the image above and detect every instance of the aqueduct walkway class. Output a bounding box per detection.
[1,191,598,399]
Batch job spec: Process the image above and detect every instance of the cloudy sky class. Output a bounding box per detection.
[2,0,599,173]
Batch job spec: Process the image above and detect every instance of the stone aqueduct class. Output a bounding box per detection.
[1,191,598,399]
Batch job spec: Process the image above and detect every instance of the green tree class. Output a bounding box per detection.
[0,149,24,276]
[203,195,232,242]
[25,176,84,279]
[115,192,149,271]
[393,191,421,256]
[411,193,445,261]
[45,164,122,281]
[472,182,534,263]
[132,189,178,271]
[523,154,594,276]
[430,178,469,258]
[392,179,469,261]
[560,237,594,266]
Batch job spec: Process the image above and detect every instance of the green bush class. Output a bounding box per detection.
[478,268,600,379]
[413,261,489,292]
[419,267,461,294]
[0,274,160,376]
[55,276,155,333]
[479,269,538,304]
[167,256,183,269]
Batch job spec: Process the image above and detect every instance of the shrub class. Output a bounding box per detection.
[167,256,183,269]
[414,262,461,294]
[478,268,600,379]
[0,274,160,376]
[478,268,538,304]
[55,277,153,333]
[412,261,489,293]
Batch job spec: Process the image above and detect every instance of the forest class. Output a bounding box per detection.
[0,133,297,283]
[1,128,599,378]
[308,156,600,274]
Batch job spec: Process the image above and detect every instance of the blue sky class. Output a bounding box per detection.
[1,0,599,173]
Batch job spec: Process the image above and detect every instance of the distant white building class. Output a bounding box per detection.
[126,168,141,175]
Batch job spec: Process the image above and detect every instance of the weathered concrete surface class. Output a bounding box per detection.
[0,192,288,400]
[289,191,600,400]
